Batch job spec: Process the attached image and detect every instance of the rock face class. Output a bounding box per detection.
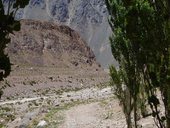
[37,120,48,128]
[8,19,97,67]
[14,0,116,68]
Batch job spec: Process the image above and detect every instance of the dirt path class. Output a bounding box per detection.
[60,103,102,128]
[58,98,157,128]
[59,99,126,128]
[1,86,157,128]
[0,97,48,105]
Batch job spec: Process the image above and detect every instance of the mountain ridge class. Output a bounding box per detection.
[13,0,116,68]
[8,19,98,68]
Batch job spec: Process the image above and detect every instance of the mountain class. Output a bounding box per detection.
[14,0,116,68]
[8,19,98,68]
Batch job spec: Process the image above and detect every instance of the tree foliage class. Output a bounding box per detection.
[0,0,29,98]
[106,0,170,127]
[0,0,29,80]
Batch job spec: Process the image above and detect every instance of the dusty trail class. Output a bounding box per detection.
[0,97,48,105]
[59,101,126,128]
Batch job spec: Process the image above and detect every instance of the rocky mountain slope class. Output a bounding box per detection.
[13,0,115,68]
[8,19,97,68]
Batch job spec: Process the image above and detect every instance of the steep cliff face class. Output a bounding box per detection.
[8,19,97,68]
[14,0,115,68]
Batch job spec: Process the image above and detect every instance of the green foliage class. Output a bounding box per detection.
[0,0,29,81]
[110,65,134,128]
[106,0,170,127]
[110,66,123,100]
[13,0,30,8]
[0,0,29,100]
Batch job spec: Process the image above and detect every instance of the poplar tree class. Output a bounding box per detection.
[106,0,170,127]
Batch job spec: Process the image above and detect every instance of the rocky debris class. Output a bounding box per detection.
[8,19,98,68]
[2,64,108,100]
[1,86,158,128]
[1,87,113,106]
[37,120,48,128]
[6,108,40,127]
[3,87,113,127]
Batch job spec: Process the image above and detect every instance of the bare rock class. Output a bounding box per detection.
[37,120,47,128]
[13,0,115,67]
[8,19,97,68]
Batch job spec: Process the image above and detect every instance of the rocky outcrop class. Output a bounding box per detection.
[13,0,116,68]
[8,19,97,67]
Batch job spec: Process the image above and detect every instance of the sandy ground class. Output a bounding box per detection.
[0,66,158,128]
[59,101,126,128]
[1,86,158,128]
[1,66,109,100]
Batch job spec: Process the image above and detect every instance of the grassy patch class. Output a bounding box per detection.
[0,124,5,128]
[95,81,111,89]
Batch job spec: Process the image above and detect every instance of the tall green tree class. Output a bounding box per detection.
[106,0,142,127]
[0,0,29,98]
[106,0,170,127]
